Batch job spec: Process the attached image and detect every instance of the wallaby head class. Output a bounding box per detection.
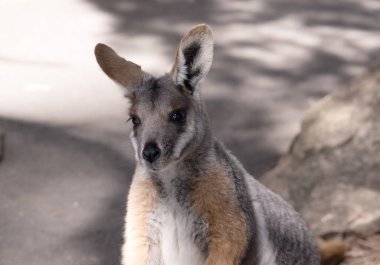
[95,24,214,171]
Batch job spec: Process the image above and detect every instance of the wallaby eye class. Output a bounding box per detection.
[131,116,141,126]
[170,109,186,124]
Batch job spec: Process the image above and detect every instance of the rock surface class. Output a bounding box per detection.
[262,61,380,238]
[342,234,380,265]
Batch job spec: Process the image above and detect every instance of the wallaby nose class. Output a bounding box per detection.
[142,142,161,163]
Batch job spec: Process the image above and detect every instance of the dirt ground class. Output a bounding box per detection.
[1,1,380,264]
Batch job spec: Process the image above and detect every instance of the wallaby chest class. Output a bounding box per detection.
[149,176,208,265]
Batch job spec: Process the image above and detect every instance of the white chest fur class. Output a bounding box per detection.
[155,200,206,265]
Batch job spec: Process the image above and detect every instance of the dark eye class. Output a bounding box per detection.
[131,116,141,126]
[170,109,186,124]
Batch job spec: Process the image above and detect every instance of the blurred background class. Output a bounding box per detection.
[1,0,380,264]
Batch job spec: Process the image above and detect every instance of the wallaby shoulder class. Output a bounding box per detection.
[213,141,320,265]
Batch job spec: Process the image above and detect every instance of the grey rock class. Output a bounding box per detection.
[262,61,380,238]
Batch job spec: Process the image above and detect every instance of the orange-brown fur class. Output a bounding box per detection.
[318,239,347,265]
[191,169,248,265]
[122,175,157,265]
[170,98,190,111]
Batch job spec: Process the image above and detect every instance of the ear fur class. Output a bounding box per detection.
[171,24,214,94]
[94,43,144,88]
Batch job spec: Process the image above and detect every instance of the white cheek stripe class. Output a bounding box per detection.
[130,131,139,161]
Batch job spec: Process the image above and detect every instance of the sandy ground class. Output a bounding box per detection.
[1,0,380,264]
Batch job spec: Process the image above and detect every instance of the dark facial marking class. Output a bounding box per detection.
[150,79,160,91]
[149,79,160,109]
[175,85,194,97]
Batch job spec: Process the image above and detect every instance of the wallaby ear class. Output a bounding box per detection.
[171,24,214,94]
[94,43,144,89]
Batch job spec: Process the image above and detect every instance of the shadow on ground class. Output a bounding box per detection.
[0,118,133,265]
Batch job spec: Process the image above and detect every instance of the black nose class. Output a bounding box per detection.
[142,142,161,163]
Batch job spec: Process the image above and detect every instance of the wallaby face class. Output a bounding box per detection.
[95,25,213,171]
[126,75,207,171]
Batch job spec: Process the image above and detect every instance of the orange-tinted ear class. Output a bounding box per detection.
[171,24,214,94]
[95,43,143,88]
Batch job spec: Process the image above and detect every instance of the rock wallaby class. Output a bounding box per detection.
[95,24,321,265]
